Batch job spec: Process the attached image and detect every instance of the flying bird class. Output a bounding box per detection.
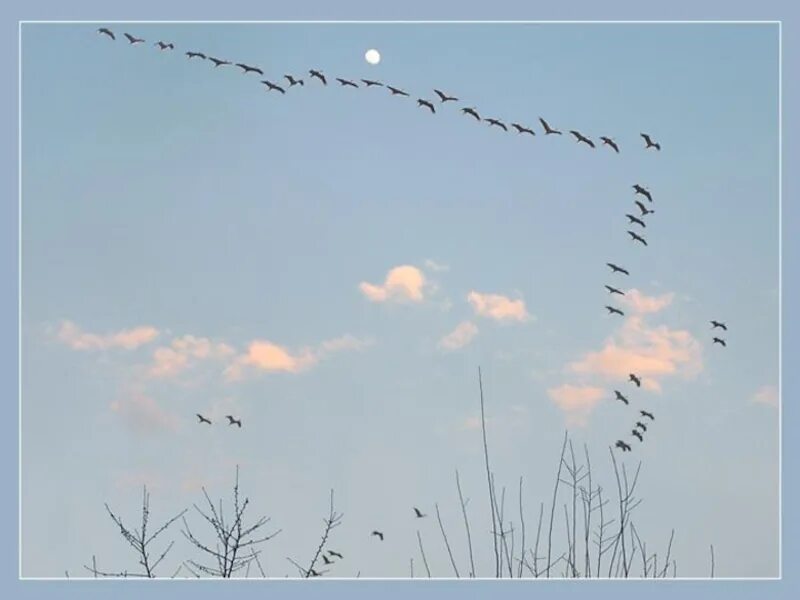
[225,415,242,428]
[309,69,327,84]
[261,80,286,94]
[308,568,322,577]
[633,184,653,202]
[486,118,508,131]
[634,200,655,216]
[635,421,648,432]
[605,285,625,295]
[632,429,644,442]
[417,99,436,113]
[371,531,384,541]
[413,507,427,518]
[235,63,264,75]
[434,89,458,102]
[569,130,595,148]
[336,77,359,88]
[711,320,728,331]
[322,555,333,565]
[154,41,175,50]
[361,78,383,87]
[606,305,625,316]
[640,410,655,421]
[614,390,630,405]
[606,263,630,275]
[97,28,115,40]
[600,136,620,153]
[539,117,562,135]
[626,214,646,228]
[284,74,304,87]
[615,440,632,452]
[629,373,642,387]
[327,550,344,559]
[511,123,536,136]
[641,133,661,151]
[461,107,481,121]
[387,86,409,97]
[627,230,648,246]
[196,414,211,425]
[185,51,206,59]
[208,57,232,67]
[713,337,727,347]
[123,33,145,45]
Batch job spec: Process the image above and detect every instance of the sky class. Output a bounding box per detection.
[20,23,779,578]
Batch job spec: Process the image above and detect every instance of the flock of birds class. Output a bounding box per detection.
[195,413,241,428]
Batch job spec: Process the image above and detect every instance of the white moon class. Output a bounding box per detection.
[365,49,381,65]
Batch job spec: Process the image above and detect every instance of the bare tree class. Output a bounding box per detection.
[286,489,342,578]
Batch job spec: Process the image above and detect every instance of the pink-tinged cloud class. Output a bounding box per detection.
[753,385,778,407]
[621,289,675,314]
[439,321,479,351]
[359,265,426,303]
[547,384,606,427]
[467,291,531,323]
[317,334,375,356]
[110,392,179,434]
[149,335,236,378]
[568,316,703,392]
[57,320,159,351]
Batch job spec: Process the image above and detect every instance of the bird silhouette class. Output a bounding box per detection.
[627,230,648,246]
[634,200,655,216]
[713,337,727,347]
[154,41,175,50]
[511,123,536,136]
[235,63,264,75]
[632,429,644,442]
[185,51,206,59]
[635,421,648,432]
[196,413,211,425]
[569,130,595,148]
[123,33,145,45]
[633,184,653,202]
[308,568,322,577]
[434,89,458,102]
[600,136,620,153]
[261,80,286,94]
[539,117,562,135]
[208,57,232,67]
[97,28,115,40]
[225,415,242,428]
[614,390,630,405]
[626,214,646,228]
[417,99,436,113]
[605,285,625,295]
[309,69,327,84]
[461,107,481,121]
[413,507,427,518]
[629,373,642,387]
[641,133,661,151]
[336,77,359,88]
[361,78,383,87]
[640,410,655,421]
[711,320,728,331]
[327,550,344,559]
[606,305,625,316]
[387,85,409,97]
[615,440,632,452]
[606,262,630,275]
[322,555,333,565]
[284,75,304,87]
[486,118,508,131]
[371,531,384,541]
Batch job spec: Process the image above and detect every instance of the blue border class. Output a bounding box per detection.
[2,1,797,598]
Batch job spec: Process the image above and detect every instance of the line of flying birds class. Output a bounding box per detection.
[95,27,663,151]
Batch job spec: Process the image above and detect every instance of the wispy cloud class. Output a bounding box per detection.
[438,321,479,351]
[110,391,179,434]
[359,265,426,303]
[547,384,606,427]
[424,258,450,273]
[57,320,159,351]
[752,385,778,407]
[467,291,531,323]
[149,335,235,378]
[620,289,675,314]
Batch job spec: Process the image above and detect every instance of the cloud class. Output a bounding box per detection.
[57,320,159,351]
[110,392,179,434]
[568,316,703,392]
[621,289,675,314]
[359,265,426,303]
[467,291,531,323]
[438,321,479,351]
[753,385,778,407]
[424,259,450,273]
[547,384,606,427]
[317,334,375,356]
[149,335,235,378]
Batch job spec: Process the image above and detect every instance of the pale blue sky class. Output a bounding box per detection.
[21,23,778,578]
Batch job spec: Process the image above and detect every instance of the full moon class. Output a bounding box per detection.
[365,49,381,65]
